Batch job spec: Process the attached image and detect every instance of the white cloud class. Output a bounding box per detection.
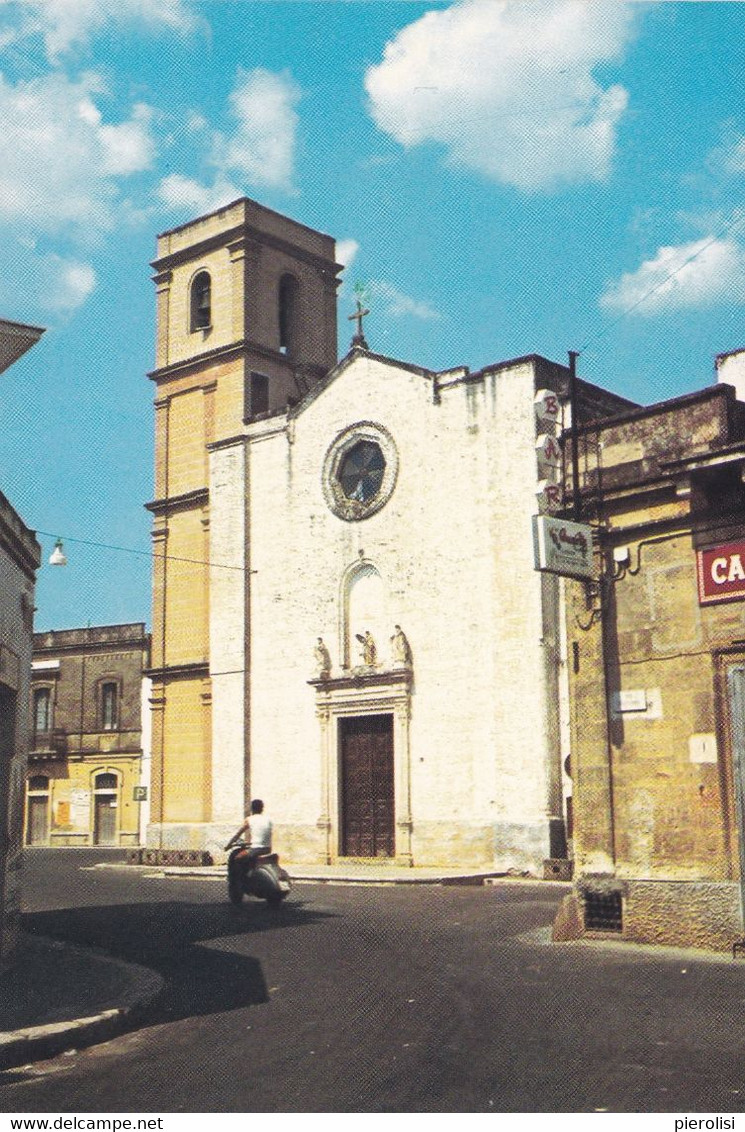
[714,133,745,176]
[158,173,240,215]
[365,0,636,190]
[223,68,300,192]
[0,243,97,315]
[336,239,359,269]
[39,255,97,312]
[158,67,301,210]
[99,103,156,175]
[0,70,156,236]
[370,279,441,321]
[2,0,196,61]
[600,238,745,316]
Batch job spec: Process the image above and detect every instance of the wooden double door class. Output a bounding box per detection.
[340,714,394,858]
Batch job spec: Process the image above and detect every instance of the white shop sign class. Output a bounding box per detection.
[532,514,595,580]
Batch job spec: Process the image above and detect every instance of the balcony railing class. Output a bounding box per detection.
[29,728,67,759]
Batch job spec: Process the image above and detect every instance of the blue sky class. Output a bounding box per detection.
[1,0,745,630]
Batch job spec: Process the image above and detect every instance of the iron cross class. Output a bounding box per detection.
[348,295,370,349]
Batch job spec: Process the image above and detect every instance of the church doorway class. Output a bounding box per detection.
[339,714,394,858]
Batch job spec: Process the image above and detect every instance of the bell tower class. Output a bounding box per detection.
[146,198,341,857]
[151,197,340,413]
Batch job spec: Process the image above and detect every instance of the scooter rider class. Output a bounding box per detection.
[225,799,273,883]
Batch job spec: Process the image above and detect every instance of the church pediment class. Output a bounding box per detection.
[287,345,439,422]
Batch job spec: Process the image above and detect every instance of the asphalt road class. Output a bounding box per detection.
[3,850,745,1113]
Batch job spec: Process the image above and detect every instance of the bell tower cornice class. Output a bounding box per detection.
[151,221,342,280]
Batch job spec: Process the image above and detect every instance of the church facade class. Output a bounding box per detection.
[145,198,630,870]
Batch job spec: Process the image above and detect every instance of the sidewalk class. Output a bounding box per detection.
[150,861,530,884]
[0,933,164,1070]
[0,863,568,1071]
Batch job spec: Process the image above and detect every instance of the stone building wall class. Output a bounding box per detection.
[201,351,584,869]
[147,197,340,850]
[27,623,150,848]
[556,381,745,950]
[0,495,39,964]
[146,196,633,869]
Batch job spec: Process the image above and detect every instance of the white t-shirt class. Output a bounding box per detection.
[248,814,272,850]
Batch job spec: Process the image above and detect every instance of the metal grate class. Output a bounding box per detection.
[139,849,213,867]
[584,890,623,932]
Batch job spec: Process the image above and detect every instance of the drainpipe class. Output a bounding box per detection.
[568,350,581,522]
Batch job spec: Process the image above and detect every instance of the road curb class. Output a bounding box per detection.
[0,942,165,1071]
[123,864,573,887]
[0,1008,125,1070]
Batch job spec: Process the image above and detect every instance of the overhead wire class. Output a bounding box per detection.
[577,207,745,357]
[34,529,248,573]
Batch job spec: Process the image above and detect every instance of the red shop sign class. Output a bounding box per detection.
[697,539,745,604]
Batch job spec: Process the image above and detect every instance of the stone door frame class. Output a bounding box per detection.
[310,669,413,865]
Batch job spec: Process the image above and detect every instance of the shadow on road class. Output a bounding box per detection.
[22,897,336,1026]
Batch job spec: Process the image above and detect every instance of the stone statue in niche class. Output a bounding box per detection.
[355,630,377,667]
[390,624,412,667]
[314,637,331,679]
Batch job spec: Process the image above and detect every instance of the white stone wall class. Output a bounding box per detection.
[209,439,248,826]
[483,363,564,862]
[716,349,745,402]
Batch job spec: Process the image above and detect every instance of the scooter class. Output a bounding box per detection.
[227,844,292,907]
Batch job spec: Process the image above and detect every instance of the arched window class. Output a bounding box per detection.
[95,772,118,791]
[190,271,212,332]
[33,687,51,735]
[278,273,299,355]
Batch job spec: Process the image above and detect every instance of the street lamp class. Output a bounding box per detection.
[48,538,67,567]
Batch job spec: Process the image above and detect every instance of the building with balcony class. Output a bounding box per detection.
[26,623,151,847]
